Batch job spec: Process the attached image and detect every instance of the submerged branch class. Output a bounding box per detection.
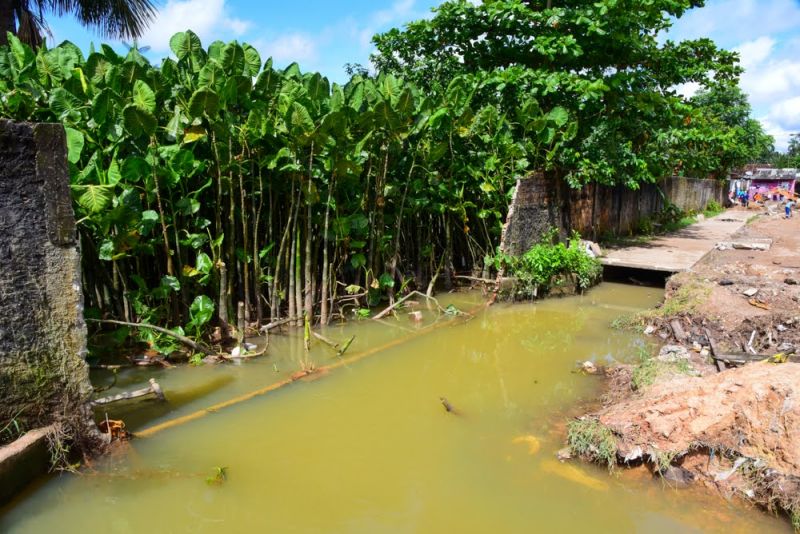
[86,318,215,356]
[373,290,446,320]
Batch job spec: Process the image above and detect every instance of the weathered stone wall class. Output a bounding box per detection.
[501,173,727,256]
[0,120,96,446]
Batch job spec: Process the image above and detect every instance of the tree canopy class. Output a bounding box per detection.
[372,0,769,187]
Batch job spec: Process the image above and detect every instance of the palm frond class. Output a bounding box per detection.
[51,0,157,40]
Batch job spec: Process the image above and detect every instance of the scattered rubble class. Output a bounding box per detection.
[576,210,800,527]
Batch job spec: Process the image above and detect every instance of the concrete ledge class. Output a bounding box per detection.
[0,425,56,505]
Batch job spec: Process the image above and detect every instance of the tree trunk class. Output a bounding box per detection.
[320,173,334,325]
[270,184,296,321]
[238,151,250,323]
[253,167,264,325]
[303,144,314,325]
[443,214,453,290]
[288,214,297,325]
[0,1,14,47]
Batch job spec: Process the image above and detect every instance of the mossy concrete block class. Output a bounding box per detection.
[0,425,55,505]
[0,120,96,449]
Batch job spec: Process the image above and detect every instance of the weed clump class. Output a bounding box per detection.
[630,346,694,391]
[704,199,723,217]
[612,278,711,331]
[492,230,602,298]
[567,418,618,470]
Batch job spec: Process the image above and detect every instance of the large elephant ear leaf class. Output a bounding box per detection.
[189,88,219,118]
[288,101,314,136]
[123,104,156,136]
[74,184,113,213]
[132,79,156,113]
[304,73,329,103]
[121,156,151,182]
[7,32,34,71]
[221,42,245,75]
[169,30,203,62]
[198,62,224,91]
[49,87,83,122]
[242,44,261,77]
[547,106,569,127]
[330,83,345,112]
[64,127,84,164]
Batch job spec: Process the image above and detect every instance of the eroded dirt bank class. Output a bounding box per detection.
[571,207,800,528]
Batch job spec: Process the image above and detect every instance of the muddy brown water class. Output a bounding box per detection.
[0,284,791,532]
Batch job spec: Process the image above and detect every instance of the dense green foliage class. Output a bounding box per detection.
[764,134,800,168]
[670,85,774,178]
[0,31,572,346]
[372,0,771,187]
[0,0,774,347]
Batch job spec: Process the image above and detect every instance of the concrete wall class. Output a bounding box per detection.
[501,173,727,256]
[0,120,96,450]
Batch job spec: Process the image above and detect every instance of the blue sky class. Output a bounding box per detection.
[46,0,800,150]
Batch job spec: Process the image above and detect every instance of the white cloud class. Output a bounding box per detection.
[729,37,800,149]
[760,117,795,151]
[139,0,250,52]
[669,0,800,46]
[674,81,700,99]
[254,33,319,65]
[357,0,419,48]
[768,96,800,130]
[668,1,800,151]
[735,37,774,70]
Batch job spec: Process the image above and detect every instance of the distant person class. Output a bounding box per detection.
[786,200,794,219]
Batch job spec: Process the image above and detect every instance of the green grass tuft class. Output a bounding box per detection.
[567,418,618,470]
[630,346,694,391]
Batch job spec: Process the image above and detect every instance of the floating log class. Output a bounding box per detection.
[258,317,293,333]
[92,378,166,406]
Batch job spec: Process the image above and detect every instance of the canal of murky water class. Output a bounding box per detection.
[0,284,791,532]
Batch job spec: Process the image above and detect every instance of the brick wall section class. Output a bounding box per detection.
[0,120,96,444]
[501,173,727,256]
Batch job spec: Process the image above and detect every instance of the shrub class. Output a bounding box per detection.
[704,199,723,216]
[491,230,602,297]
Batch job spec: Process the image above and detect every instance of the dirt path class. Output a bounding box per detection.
[570,204,800,529]
[600,210,751,272]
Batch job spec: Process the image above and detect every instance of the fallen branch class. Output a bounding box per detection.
[92,378,165,406]
[312,332,356,357]
[337,335,355,357]
[373,290,446,321]
[86,318,215,356]
[710,352,800,365]
[747,330,758,355]
[704,328,726,373]
[258,317,293,333]
[454,275,498,285]
[312,331,340,350]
